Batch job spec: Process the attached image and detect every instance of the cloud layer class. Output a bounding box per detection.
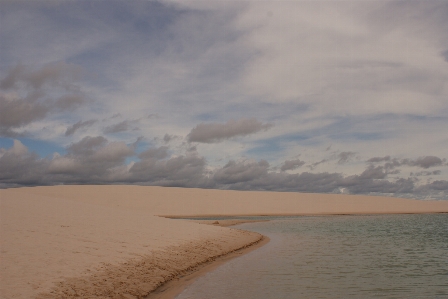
[1,139,446,199]
[1,1,447,199]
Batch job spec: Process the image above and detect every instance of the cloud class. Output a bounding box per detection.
[104,121,130,134]
[47,155,76,174]
[66,136,108,156]
[411,170,441,177]
[129,151,210,187]
[65,119,97,136]
[307,159,328,170]
[0,2,447,199]
[340,176,415,195]
[214,160,270,185]
[138,146,169,160]
[367,156,391,163]
[280,159,305,172]
[48,136,135,180]
[442,50,448,63]
[0,93,48,136]
[0,63,85,137]
[53,95,85,111]
[337,151,356,164]
[403,156,444,169]
[1,139,447,199]
[187,118,273,143]
[368,155,444,169]
[0,62,81,91]
[239,1,448,118]
[162,134,180,144]
[0,65,24,90]
[163,134,173,143]
[0,140,47,186]
[414,180,448,199]
[422,180,448,191]
[213,160,342,192]
[358,165,387,180]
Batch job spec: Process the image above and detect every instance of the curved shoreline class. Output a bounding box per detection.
[2,186,448,299]
[35,226,264,299]
[146,234,270,299]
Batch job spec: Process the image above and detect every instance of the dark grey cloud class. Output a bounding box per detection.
[410,170,441,176]
[0,65,25,90]
[368,155,444,169]
[422,180,448,191]
[0,63,85,137]
[53,95,85,111]
[213,160,342,192]
[0,94,48,136]
[67,136,108,156]
[147,114,160,119]
[129,152,210,188]
[163,134,173,143]
[138,146,169,160]
[0,62,82,91]
[338,60,403,70]
[0,140,47,186]
[163,134,181,144]
[307,159,328,170]
[103,114,122,122]
[358,165,387,180]
[404,156,444,169]
[280,159,305,172]
[104,121,130,134]
[340,176,415,195]
[187,118,273,143]
[48,136,135,180]
[367,156,391,163]
[214,160,270,185]
[414,180,448,199]
[383,159,401,171]
[65,119,97,136]
[442,50,448,63]
[337,151,356,164]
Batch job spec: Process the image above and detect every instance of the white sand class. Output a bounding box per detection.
[1,186,447,298]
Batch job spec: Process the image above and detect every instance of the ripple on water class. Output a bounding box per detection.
[177,214,448,299]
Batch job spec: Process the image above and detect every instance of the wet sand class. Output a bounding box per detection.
[1,185,447,298]
[146,235,270,299]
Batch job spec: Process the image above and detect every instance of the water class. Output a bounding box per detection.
[177,214,448,299]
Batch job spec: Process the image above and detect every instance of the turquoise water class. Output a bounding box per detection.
[177,214,448,299]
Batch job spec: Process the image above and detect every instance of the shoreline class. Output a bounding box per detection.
[1,185,448,299]
[150,212,448,298]
[164,211,448,218]
[145,219,270,299]
[34,226,264,299]
[146,234,270,299]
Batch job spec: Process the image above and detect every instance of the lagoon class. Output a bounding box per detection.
[177,214,448,299]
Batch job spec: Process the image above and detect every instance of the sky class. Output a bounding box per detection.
[0,0,447,199]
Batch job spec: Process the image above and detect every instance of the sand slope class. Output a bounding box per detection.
[1,186,447,298]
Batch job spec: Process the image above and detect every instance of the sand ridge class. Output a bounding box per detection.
[1,186,447,298]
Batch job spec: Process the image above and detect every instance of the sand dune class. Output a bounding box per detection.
[1,186,447,298]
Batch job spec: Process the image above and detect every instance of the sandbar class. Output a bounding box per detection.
[1,185,447,298]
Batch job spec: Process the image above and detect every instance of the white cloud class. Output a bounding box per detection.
[1,1,448,198]
[238,1,448,119]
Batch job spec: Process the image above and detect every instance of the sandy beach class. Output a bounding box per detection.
[1,186,447,299]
